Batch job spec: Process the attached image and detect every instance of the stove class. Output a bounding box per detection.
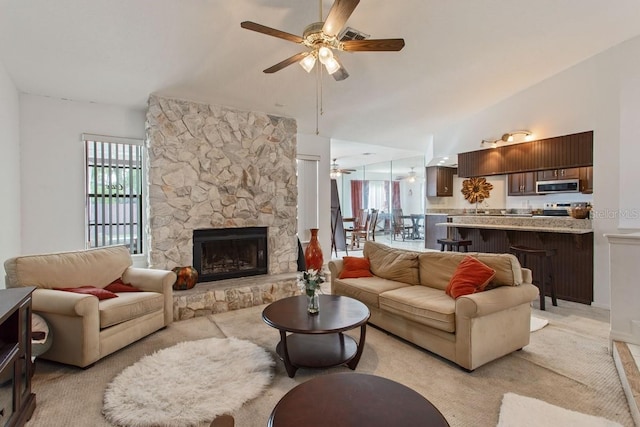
[542,202,587,216]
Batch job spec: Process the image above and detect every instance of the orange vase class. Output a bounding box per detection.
[304,228,324,271]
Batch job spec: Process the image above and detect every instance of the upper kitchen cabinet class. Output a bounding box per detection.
[537,167,581,181]
[457,131,593,177]
[426,166,457,197]
[507,172,539,196]
[580,166,593,193]
[456,147,504,178]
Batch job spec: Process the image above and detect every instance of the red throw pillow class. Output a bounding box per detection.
[105,278,141,293]
[53,286,118,300]
[339,256,374,279]
[446,256,496,299]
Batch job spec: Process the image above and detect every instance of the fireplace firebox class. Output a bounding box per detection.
[193,227,268,282]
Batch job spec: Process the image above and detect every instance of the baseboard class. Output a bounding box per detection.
[612,340,640,426]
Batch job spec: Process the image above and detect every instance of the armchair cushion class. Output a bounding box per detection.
[105,279,142,293]
[53,286,118,300]
[4,245,132,289]
[98,292,164,328]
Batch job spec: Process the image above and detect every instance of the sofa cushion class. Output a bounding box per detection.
[98,292,164,328]
[379,286,456,333]
[332,276,410,308]
[418,251,523,290]
[363,241,420,285]
[445,256,496,299]
[53,286,118,300]
[338,257,374,279]
[105,278,142,293]
[4,245,132,289]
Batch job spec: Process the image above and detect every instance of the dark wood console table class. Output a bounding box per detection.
[0,287,36,427]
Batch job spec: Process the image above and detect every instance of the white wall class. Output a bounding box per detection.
[297,133,331,261]
[431,34,640,308]
[0,61,21,287]
[19,94,146,254]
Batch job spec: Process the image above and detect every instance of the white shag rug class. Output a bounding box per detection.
[530,316,549,332]
[103,337,275,427]
[497,393,623,427]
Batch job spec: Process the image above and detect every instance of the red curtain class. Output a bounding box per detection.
[392,181,401,210]
[350,180,363,217]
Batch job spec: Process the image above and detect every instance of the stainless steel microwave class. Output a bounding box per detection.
[536,179,580,194]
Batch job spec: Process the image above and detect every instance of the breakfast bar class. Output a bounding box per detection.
[437,215,594,304]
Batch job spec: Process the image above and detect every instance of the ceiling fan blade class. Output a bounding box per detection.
[342,38,405,52]
[323,0,360,37]
[263,52,308,73]
[240,21,304,44]
[331,56,349,81]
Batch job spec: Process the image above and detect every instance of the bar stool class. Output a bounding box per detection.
[437,238,472,252]
[509,245,558,310]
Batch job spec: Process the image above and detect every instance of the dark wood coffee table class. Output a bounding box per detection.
[268,372,450,426]
[262,294,370,378]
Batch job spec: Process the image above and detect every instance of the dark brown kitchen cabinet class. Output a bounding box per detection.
[457,131,593,177]
[426,166,457,197]
[508,172,539,196]
[537,167,581,181]
[580,166,593,193]
[456,147,504,178]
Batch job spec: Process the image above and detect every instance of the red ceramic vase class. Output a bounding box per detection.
[304,228,324,271]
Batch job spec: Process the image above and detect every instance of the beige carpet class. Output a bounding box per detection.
[498,392,624,427]
[27,306,633,427]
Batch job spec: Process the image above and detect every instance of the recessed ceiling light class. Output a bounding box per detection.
[362,152,376,156]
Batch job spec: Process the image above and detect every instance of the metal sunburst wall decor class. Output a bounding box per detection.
[461,177,493,212]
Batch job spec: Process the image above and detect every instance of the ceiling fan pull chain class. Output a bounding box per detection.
[315,62,320,135]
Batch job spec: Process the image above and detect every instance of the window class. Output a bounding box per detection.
[84,134,144,254]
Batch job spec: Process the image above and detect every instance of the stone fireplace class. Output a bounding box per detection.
[193,227,268,282]
[145,95,300,319]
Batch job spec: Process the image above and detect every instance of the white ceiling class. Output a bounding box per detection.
[2,0,640,170]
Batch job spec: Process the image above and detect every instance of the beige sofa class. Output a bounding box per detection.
[4,246,176,368]
[328,241,539,371]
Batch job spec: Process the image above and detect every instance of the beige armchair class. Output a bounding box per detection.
[4,246,176,368]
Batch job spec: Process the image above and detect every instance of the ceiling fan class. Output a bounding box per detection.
[395,167,418,182]
[330,158,356,178]
[240,0,405,81]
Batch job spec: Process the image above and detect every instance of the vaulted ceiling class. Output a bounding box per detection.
[2,0,640,167]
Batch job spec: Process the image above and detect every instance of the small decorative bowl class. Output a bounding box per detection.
[569,207,591,219]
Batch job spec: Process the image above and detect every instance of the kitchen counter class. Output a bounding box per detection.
[434,214,593,304]
[437,215,593,234]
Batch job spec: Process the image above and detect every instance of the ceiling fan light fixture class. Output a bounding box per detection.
[317,46,334,64]
[299,52,317,73]
[407,167,417,183]
[324,56,341,74]
[330,169,342,179]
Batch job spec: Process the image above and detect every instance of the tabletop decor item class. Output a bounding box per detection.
[172,266,198,290]
[300,269,324,315]
[304,228,324,271]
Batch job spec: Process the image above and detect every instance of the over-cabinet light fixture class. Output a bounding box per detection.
[481,130,533,147]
